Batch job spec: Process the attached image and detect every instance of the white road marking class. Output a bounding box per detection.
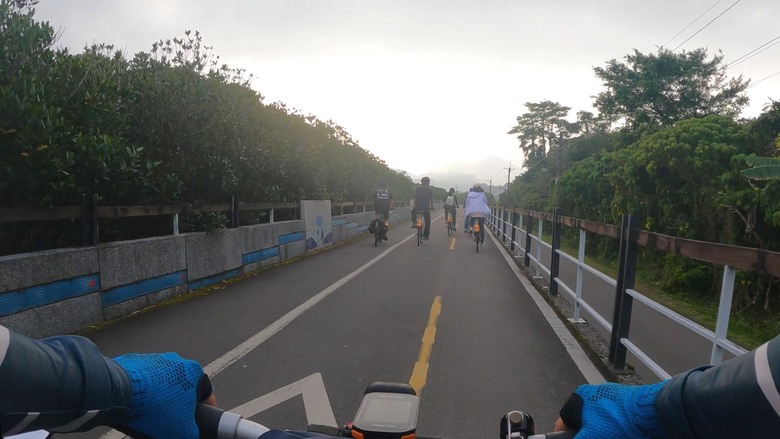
[204,231,417,376]
[231,373,337,427]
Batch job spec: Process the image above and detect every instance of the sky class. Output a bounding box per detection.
[32,0,780,177]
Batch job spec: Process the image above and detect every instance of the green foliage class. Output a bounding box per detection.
[1,5,414,253]
[594,48,749,135]
[658,255,715,298]
[742,154,780,180]
[508,100,574,164]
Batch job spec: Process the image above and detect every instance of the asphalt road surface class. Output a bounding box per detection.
[55,209,604,439]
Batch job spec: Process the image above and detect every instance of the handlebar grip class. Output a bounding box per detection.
[528,431,576,439]
[196,404,269,439]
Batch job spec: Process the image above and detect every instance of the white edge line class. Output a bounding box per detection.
[488,231,606,384]
[204,229,418,376]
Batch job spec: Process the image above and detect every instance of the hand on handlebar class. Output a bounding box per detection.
[112,353,215,439]
[555,381,669,439]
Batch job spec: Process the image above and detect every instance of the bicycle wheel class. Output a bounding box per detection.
[475,233,480,252]
[375,230,380,246]
[417,228,422,246]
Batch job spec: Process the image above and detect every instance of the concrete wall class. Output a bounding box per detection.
[0,219,307,338]
[0,202,416,338]
[331,206,411,244]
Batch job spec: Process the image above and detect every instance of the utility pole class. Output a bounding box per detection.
[504,161,513,193]
[554,133,563,206]
[483,178,493,195]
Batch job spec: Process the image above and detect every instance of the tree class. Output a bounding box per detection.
[508,101,573,164]
[594,48,749,134]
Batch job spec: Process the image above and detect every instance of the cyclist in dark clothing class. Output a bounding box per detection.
[443,188,459,232]
[410,176,434,240]
[372,183,391,241]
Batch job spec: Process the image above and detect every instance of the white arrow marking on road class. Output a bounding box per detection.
[99,373,336,439]
[231,373,337,427]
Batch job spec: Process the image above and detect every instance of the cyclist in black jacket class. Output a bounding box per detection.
[410,177,434,240]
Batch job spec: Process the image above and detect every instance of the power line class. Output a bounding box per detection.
[751,71,780,87]
[661,0,722,49]
[672,0,742,52]
[727,35,780,69]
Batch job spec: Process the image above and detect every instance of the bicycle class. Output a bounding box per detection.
[416,215,424,246]
[445,211,453,237]
[190,384,574,439]
[373,213,389,247]
[474,220,481,252]
[468,217,485,253]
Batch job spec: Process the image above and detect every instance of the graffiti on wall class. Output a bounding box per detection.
[300,200,332,250]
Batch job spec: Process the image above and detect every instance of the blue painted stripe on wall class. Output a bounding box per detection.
[102,271,187,307]
[243,247,279,265]
[0,275,100,317]
[332,218,347,226]
[279,231,305,245]
[188,269,241,291]
[345,222,358,229]
[356,225,369,232]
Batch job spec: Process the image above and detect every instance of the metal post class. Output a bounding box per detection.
[549,208,562,295]
[80,193,89,246]
[711,265,737,365]
[534,218,543,279]
[570,229,586,323]
[524,215,532,267]
[510,211,517,252]
[230,196,239,228]
[90,194,99,245]
[173,213,179,235]
[502,209,508,243]
[608,214,640,371]
[270,208,275,224]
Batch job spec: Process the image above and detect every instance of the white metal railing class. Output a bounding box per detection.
[489,206,748,380]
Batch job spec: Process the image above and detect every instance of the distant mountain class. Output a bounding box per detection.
[411,156,516,195]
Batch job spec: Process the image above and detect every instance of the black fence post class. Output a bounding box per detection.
[549,207,562,295]
[502,209,508,243]
[524,214,533,267]
[80,193,89,246]
[608,214,640,371]
[510,211,517,252]
[230,196,239,228]
[90,194,99,245]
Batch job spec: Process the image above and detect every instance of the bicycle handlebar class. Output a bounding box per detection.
[196,404,269,439]
[196,404,576,439]
[528,432,575,439]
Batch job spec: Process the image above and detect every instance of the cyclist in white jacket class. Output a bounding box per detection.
[463,184,491,243]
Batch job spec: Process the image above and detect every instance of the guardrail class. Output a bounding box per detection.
[488,206,780,380]
[1,195,409,249]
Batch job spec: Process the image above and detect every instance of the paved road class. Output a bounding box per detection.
[56,209,603,439]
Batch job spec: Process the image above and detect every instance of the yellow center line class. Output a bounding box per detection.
[409,295,442,395]
[449,237,456,250]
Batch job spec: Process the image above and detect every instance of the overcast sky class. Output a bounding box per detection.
[33,0,780,177]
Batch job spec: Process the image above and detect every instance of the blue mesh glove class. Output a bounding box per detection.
[112,353,208,439]
[559,381,669,439]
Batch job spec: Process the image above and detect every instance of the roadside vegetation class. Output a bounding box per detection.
[1,1,448,255]
[501,48,780,347]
